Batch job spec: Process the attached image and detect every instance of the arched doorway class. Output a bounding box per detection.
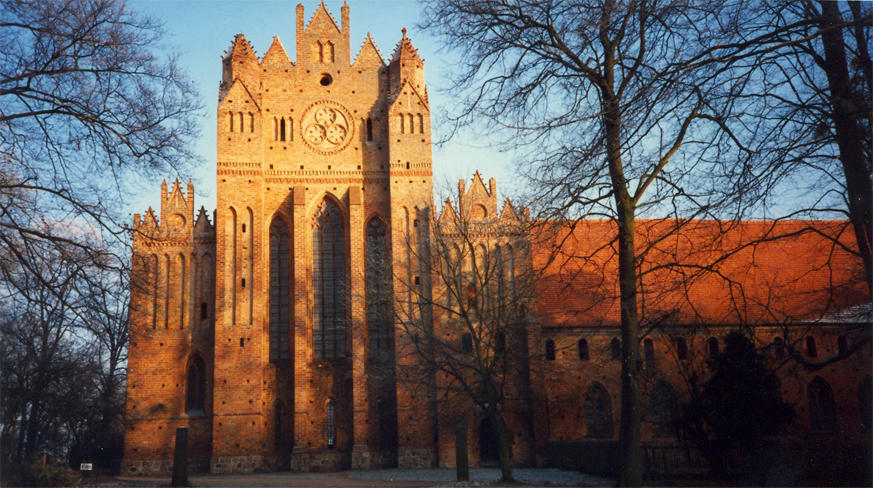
[478,418,498,465]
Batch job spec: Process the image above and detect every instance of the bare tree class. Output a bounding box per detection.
[420,1,870,484]
[0,0,201,304]
[390,194,534,482]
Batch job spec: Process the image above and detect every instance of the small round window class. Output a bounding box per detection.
[319,74,333,86]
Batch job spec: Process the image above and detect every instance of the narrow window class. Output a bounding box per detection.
[578,338,589,361]
[584,383,613,437]
[461,333,473,353]
[324,41,334,63]
[644,338,654,364]
[806,336,817,358]
[164,254,170,329]
[269,219,290,362]
[238,112,243,132]
[708,337,719,357]
[610,338,621,360]
[808,377,837,432]
[774,336,785,357]
[229,111,234,132]
[676,338,688,360]
[545,339,556,361]
[326,400,336,448]
[399,114,405,134]
[151,255,159,329]
[317,41,324,63]
[408,113,415,134]
[313,199,347,359]
[185,355,206,414]
[201,302,208,320]
[417,113,424,133]
[366,219,390,358]
[249,112,254,133]
[366,118,373,141]
[274,403,283,450]
[280,118,286,141]
[179,254,186,329]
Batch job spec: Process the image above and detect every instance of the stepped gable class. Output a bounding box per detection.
[353,32,384,68]
[534,219,869,327]
[305,0,341,34]
[261,36,294,70]
[390,27,422,63]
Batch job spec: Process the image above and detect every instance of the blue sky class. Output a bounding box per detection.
[127,0,520,216]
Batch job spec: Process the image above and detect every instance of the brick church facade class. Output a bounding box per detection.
[122,2,871,476]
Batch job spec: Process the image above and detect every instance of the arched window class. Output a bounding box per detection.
[164,254,170,329]
[495,332,506,354]
[326,400,336,448]
[806,336,817,357]
[584,383,613,438]
[280,118,286,141]
[269,218,290,362]
[399,114,405,134]
[272,117,278,140]
[151,254,159,328]
[774,336,785,357]
[228,111,234,132]
[610,337,621,360]
[545,339,556,361]
[808,376,837,433]
[366,118,373,141]
[650,381,679,437]
[323,41,334,63]
[461,333,473,353]
[644,338,655,365]
[859,376,872,433]
[366,219,391,358]
[407,114,415,134]
[185,355,206,414]
[179,253,186,329]
[313,199,347,359]
[417,113,424,133]
[238,112,243,132]
[578,338,589,361]
[249,112,254,133]
[676,338,688,360]
[708,337,719,357]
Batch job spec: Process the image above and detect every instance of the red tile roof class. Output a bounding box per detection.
[532,219,869,327]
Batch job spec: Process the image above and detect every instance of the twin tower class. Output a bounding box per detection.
[123,2,440,473]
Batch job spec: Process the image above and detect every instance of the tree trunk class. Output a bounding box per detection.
[816,0,873,294]
[492,412,514,483]
[602,91,643,486]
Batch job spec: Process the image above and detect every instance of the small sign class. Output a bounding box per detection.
[80,463,92,471]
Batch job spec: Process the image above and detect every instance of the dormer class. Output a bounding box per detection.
[389,28,426,100]
[296,2,351,68]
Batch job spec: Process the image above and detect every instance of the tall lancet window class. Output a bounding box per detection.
[313,199,346,359]
[366,218,391,359]
[269,218,291,362]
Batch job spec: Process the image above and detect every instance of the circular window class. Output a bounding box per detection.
[319,74,333,86]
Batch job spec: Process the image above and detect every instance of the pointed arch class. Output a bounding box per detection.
[247,207,254,325]
[269,215,291,363]
[584,382,613,438]
[280,117,286,141]
[407,113,415,134]
[178,253,186,329]
[151,254,159,329]
[227,206,238,324]
[163,253,171,329]
[313,198,347,359]
[417,113,424,133]
[238,112,244,132]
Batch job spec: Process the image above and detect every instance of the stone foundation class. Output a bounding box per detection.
[398,447,436,468]
[121,457,210,476]
[290,448,350,472]
[210,454,269,474]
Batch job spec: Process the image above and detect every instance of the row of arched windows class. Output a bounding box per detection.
[398,113,425,134]
[312,40,335,63]
[272,117,293,142]
[228,111,254,133]
[266,201,394,362]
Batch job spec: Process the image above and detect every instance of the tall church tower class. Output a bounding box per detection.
[123,1,435,474]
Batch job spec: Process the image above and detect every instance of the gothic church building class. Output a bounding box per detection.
[122,1,871,477]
